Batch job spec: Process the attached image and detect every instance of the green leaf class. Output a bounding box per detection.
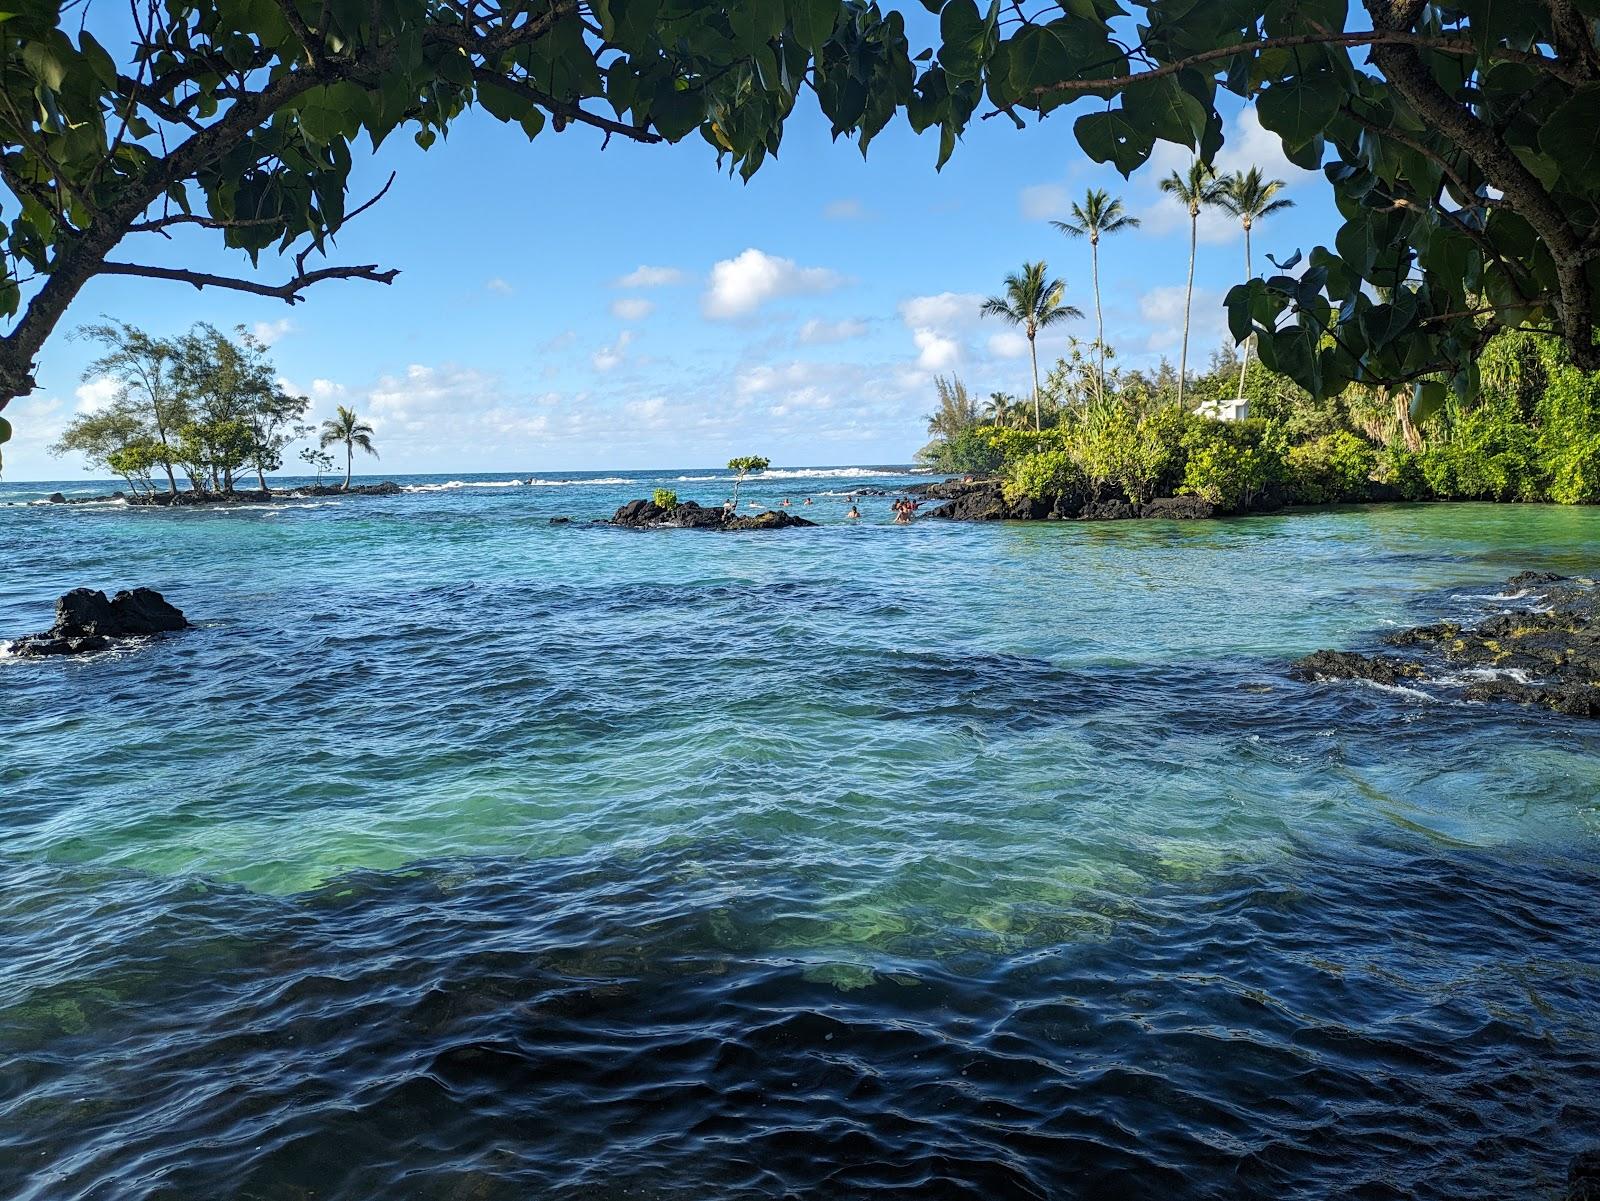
[21,38,67,91]
[1124,76,1206,146]
[1255,66,1340,151]
[939,0,991,82]
[1073,108,1153,177]
[1539,84,1600,191]
[788,0,837,52]
[1411,380,1447,424]
[476,79,531,124]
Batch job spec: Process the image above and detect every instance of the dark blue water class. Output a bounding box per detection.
[3,470,1598,1199]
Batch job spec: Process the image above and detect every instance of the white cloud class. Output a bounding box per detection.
[912,330,962,371]
[1139,285,1227,357]
[702,248,844,320]
[1020,182,1070,222]
[252,318,294,346]
[823,198,871,221]
[898,291,986,372]
[610,297,655,321]
[798,317,869,345]
[74,377,121,413]
[310,378,347,402]
[987,331,1030,359]
[540,330,578,352]
[616,265,687,288]
[900,292,983,331]
[486,277,514,296]
[592,329,635,372]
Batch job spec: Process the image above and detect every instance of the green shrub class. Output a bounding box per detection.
[1285,432,1377,504]
[1179,419,1285,512]
[652,488,679,510]
[1376,446,1429,500]
[1003,449,1083,505]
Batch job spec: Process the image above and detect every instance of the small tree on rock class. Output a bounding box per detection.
[727,456,770,512]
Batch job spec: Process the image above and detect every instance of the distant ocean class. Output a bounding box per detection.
[3,470,1599,1200]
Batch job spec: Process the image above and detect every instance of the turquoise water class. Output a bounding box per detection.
[2,469,1598,1199]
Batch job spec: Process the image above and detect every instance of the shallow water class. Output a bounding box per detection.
[2,470,1598,1200]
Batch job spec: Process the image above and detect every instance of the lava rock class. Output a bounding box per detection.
[1296,572,1600,717]
[609,499,816,531]
[1139,495,1216,520]
[548,516,571,525]
[7,587,189,658]
[1290,650,1425,686]
[46,492,66,504]
[1463,680,1600,717]
[724,509,817,531]
[1080,499,1139,521]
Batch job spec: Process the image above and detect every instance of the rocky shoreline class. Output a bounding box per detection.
[29,481,404,507]
[1291,572,1600,717]
[906,478,1220,522]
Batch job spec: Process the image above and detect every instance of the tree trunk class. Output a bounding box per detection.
[1236,223,1253,402]
[1179,210,1197,408]
[161,459,178,496]
[1392,389,1423,452]
[257,464,269,492]
[1091,236,1104,404]
[344,442,353,490]
[1029,334,1041,432]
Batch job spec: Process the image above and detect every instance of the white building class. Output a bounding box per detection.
[1197,397,1251,422]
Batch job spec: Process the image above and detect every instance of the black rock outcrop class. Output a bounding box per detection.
[7,588,190,658]
[609,499,817,531]
[1291,573,1600,717]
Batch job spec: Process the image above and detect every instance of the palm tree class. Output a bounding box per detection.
[980,261,1083,431]
[1215,167,1296,400]
[318,405,377,491]
[1158,161,1224,408]
[1051,188,1140,403]
[982,392,1020,429]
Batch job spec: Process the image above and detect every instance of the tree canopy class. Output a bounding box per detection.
[4,0,1600,464]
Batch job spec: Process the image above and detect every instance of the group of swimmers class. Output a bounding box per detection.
[715,493,920,523]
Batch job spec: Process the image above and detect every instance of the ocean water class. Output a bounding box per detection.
[2,468,1598,1201]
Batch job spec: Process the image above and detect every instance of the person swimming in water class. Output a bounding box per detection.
[845,503,861,519]
[803,496,813,505]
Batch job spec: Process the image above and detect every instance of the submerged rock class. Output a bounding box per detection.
[609,499,816,531]
[1290,650,1425,686]
[7,587,189,658]
[1292,572,1600,717]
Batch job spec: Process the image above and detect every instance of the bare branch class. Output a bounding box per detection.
[98,260,400,303]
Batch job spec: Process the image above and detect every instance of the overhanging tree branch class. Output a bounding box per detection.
[98,260,400,302]
[1029,31,1570,99]
[469,67,663,143]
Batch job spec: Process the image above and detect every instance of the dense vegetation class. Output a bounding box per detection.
[920,331,1600,514]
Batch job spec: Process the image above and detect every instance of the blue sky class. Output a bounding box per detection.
[5,35,1338,481]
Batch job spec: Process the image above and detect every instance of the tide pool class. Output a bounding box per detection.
[2,470,1597,1200]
